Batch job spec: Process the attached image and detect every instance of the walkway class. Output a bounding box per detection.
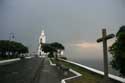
[0,56,43,83]
[33,58,74,83]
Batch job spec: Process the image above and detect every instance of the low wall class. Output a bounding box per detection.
[0,58,20,65]
[60,59,125,83]
[0,56,34,65]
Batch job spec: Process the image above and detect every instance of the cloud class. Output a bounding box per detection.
[69,39,115,50]
[70,42,101,49]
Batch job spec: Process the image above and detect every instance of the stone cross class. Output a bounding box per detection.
[97,29,114,79]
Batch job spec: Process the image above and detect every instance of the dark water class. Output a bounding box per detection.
[68,58,119,76]
[65,44,120,76]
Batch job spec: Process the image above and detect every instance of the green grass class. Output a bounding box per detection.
[57,59,120,83]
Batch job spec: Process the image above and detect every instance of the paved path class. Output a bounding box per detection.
[0,56,43,83]
[33,58,74,83]
[0,56,74,83]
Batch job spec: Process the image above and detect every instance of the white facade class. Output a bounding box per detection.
[38,30,46,56]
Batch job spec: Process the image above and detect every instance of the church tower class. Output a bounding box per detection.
[38,30,46,56]
[39,30,46,44]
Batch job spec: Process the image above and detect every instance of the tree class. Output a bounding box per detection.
[41,43,57,58]
[109,26,125,76]
[41,43,56,53]
[41,42,65,59]
[0,40,29,58]
[50,42,64,59]
[50,42,64,50]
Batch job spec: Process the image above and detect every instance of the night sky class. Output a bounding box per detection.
[0,0,125,55]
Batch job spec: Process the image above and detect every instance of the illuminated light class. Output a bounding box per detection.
[61,50,64,55]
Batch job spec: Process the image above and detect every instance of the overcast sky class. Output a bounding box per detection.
[0,0,125,54]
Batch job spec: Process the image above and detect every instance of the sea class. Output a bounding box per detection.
[65,43,120,76]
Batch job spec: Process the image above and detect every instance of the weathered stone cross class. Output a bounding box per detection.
[97,29,114,79]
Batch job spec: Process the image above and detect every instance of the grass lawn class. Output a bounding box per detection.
[57,59,121,83]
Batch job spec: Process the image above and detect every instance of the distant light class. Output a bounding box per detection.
[61,50,64,55]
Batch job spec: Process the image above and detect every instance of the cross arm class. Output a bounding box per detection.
[97,34,115,43]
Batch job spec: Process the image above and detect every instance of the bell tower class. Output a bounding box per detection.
[38,30,46,56]
[39,30,46,44]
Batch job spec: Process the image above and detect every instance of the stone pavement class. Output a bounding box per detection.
[33,57,74,83]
